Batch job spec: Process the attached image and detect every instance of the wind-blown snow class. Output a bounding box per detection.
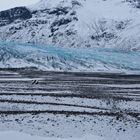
[0,131,108,140]
[0,129,139,140]
[0,42,140,72]
[29,0,75,10]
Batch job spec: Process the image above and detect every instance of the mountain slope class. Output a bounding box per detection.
[0,0,140,50]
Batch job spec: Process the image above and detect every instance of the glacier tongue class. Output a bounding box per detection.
[0,42,140,72]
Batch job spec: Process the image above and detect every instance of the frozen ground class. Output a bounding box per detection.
[0,131,107,140]
[0,68,139,140]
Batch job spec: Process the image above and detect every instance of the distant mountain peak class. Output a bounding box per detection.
[29,0,83,11]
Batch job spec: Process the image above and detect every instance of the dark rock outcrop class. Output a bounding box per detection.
[0,7,32,27]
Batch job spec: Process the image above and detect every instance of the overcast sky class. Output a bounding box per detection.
[0,0,39,11]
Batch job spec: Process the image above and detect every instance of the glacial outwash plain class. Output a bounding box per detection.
[0,0,140,140]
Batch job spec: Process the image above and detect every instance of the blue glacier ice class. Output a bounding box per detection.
[0,41,140,72]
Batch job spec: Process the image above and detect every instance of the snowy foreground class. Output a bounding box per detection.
[0,69,139,140]
[0,131,107,140]
[0,131,139,140]
[0,42,140,72]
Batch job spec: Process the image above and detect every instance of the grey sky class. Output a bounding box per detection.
[0,0,39,11]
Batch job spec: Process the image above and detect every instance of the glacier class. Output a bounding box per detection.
[0,41,140,72]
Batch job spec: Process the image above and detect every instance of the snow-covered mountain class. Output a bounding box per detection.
[0,0,140,50]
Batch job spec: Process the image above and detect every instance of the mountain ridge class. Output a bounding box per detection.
[0,0,140,50]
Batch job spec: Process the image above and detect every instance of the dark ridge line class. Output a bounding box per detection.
[0,93,137,101]
[0,110,139,119]
[39,81,140,85]
[0,99,108,111]
[1,85,140,91]
[1,79,140,83]
[1,77,140,84]
[1,68,140,80]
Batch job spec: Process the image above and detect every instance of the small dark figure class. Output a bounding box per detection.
[32,80,38,84]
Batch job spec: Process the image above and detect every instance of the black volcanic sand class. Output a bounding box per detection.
[0,68,139,138]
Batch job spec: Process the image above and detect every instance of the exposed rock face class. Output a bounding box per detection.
[0,7,32,27]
